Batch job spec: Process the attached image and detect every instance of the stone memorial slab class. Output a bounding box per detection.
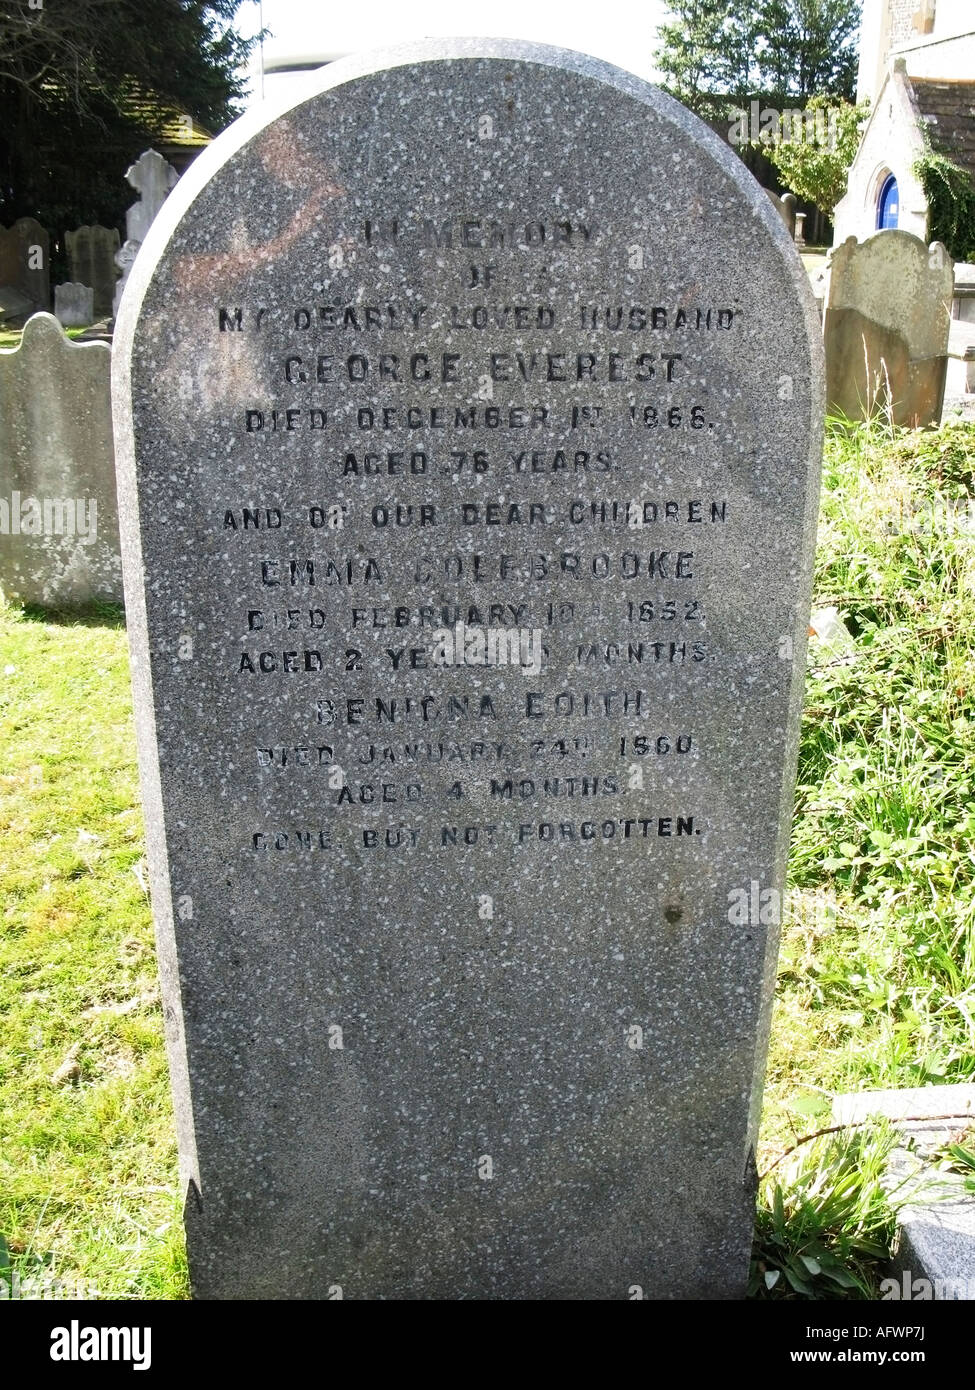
[764,189,796,240]
[123,149,180,244]
[114,39,824,1300]
[0,286,34,326]
[65,225,121,320]
[825,231,953,428]
[0,217,50,314]
[952,264,975,325]
[0,313,121,606]
[834,1086,975,1301]
[54,282,95,328]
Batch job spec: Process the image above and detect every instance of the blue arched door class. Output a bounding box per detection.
[877,174,899,229]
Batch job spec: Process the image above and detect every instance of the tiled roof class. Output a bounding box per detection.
[909,77,975,180]
[117,84,213,147]
[36,77,214,148]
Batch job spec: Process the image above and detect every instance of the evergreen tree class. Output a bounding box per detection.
[0,0,259,232]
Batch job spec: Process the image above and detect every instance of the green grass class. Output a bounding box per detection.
[765,421,975,1153]
[0,603,186,1298]
[1,417,974,1298]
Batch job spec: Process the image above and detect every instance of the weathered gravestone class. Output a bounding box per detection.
[0,313,121,606]
[781,193,797,241]
[954,265,975,327]
[114,40,823,1300]
[825,232,953,428]
[0,218,50,315]
[0,287,34,327]
[54,282,95,328]
[65,225,121,320]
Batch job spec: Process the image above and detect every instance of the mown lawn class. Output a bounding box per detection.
[0,605,186,1298]
[1,419,974,1299]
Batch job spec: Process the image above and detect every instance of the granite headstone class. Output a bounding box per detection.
[114,40,823,1300]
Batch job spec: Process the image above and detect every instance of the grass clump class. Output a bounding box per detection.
[751,1125,904,1299]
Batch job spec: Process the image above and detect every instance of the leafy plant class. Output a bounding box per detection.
[933,1133,975,1192]
[751,1126,905,1298]
[767,95,868,214]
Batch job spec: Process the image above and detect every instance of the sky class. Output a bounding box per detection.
[233,0,669,105]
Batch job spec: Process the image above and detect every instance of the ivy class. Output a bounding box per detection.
[913,150,975,264]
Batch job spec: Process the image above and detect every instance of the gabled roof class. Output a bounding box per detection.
[908,77,975,180]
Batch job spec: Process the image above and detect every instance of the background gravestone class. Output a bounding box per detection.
[954,265,975,327]
[0,313,121,606]
[0,218,50,315]
[65,225,120,320]
[0,287,34,327]
[114,39,824,1300]
[764,189,797,240]
[54,282,95,328]
[825,231,953,428]
[112,150,179,319]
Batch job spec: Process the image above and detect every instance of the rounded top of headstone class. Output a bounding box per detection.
[6,310,110,359]
[115,38,819,358]
[5,311,67,351]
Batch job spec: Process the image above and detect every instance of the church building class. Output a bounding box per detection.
[832,0,975,245]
